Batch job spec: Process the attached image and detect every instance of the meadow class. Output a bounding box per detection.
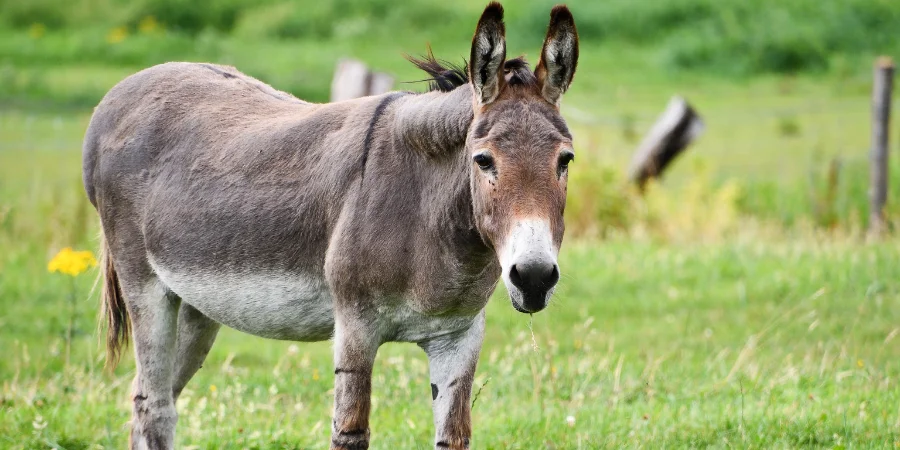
[2,0,900,448]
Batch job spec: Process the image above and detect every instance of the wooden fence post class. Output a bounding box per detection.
[330,58,395,102]
[869,56,894,237]
[628,96,704,190]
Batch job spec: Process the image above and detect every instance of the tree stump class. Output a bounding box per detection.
[330,58,395,102]
[628,96,705,190]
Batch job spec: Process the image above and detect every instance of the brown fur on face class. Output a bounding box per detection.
[467,94,573,253]
[462,3,579,254]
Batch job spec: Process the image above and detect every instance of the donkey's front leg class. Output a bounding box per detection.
[419,311,485,450]
[330,312,380,450]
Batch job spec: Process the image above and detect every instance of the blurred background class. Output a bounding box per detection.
[2,0,899,231]
[2,0,900,448]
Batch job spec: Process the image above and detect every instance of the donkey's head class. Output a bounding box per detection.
[466,3,578,313]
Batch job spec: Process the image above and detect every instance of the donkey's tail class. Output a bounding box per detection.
[98,229,130,370]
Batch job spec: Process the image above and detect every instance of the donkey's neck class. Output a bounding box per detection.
[397,86,479,241]
[393,85,474,156]
[392,86,496,276]
[411,136,498,301]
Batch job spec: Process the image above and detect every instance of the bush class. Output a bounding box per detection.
[524,0,900,75]
[2,0,897,75]
[564,157,746,241]
[233,0,464,41]
[0,0,68,28]
[132,0,250,34]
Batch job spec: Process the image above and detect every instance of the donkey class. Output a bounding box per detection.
[83,2,578,448]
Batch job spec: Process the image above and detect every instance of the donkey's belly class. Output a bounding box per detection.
[152,264,335,341]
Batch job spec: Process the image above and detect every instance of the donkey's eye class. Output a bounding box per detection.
[557,151,575,177]
[473,153,495,171]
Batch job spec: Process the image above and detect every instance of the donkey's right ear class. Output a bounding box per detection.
[469,2,506,106]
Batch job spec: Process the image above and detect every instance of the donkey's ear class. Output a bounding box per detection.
[534,5,579,106]
[469,2,506,106]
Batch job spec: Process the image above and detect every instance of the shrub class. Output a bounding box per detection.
[2,0,897,75]
[525,0,900,75]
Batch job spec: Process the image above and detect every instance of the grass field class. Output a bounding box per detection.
[3,236,899,448]
[2,0,900,447]
[2,83,900,448]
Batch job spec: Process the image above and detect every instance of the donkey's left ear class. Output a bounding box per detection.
[534,5,579,106]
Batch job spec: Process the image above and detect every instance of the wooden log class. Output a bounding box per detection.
[330,59,370,102]
[368,72,394,96]
[868,56,894,237]
[628,96,704,190]
[330,58,395,102]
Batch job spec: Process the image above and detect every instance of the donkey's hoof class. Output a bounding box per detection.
[436,437,470,450]
[330,428,370,450]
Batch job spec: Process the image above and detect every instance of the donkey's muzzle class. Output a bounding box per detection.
[508,260,559,312]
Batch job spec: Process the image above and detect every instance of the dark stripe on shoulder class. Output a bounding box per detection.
[361,92,406,180]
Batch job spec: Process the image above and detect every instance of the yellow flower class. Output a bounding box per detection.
[312,369,320,381]
[138,16,159,34]
[209,384,217,392]
[48,248,97,277]
[29,23,46,39]
[857,359,864,368]
[107,26,128,44]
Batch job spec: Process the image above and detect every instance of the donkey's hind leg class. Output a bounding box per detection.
[172,302,221,400]
[124,277,181,450]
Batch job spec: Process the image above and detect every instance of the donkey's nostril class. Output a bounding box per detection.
[547,264,560,286]
[509,263,524,289]
[509,261,559,291]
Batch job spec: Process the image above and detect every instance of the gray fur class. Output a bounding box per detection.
[85,3,578,449]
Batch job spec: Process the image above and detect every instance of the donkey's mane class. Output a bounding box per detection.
[406,48,537,93]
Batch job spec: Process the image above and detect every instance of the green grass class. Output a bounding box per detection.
[2,1,900,446]
[2,99,900,448]
[4,239,900,448]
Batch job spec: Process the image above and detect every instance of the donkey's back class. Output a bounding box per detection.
[83,62,381,343]
[84,61,356,210]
